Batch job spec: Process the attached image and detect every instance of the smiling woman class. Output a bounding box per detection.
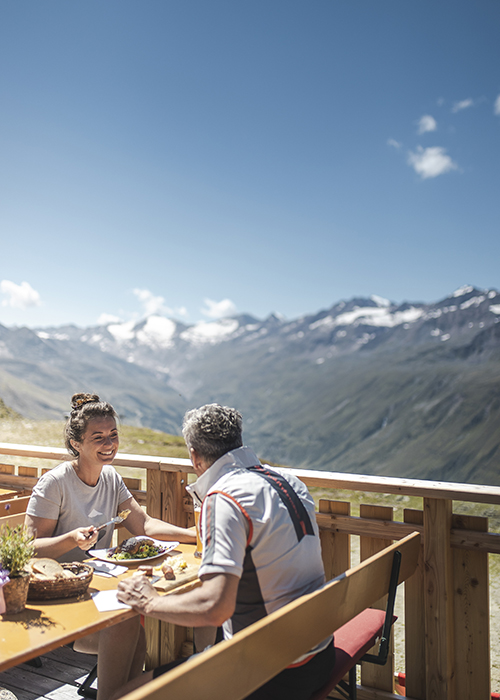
[22,392,196,700]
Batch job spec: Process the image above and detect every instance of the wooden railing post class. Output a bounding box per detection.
[359,504,394,693]
[145,468,191,668]
[318,499,350,580]
[452,513,490,700]
[404,508,426,700]
[423,497,455,700]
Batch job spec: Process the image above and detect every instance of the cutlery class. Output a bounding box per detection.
[92,508,131,533]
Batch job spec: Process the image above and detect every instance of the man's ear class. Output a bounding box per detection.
[190,448,206,473]
[70,440,80,455]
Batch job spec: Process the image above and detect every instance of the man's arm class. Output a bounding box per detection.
[117,571,239,628]
[120,497,196,544]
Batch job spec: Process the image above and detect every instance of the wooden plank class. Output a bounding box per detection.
[423,497,455,700]
[1,443,500,502]
[18,467,38,478]
[0,463,15,474]
[145,470,162,670]
[318,500,350,581]
[161,471,188,528]
[452,513,490,700]
[0,512,26,528]
[122,477,142,491]
[404,509,425,700]
[316,511,500,553]
[0,495,30,515]
[360,504,394,693]
[289,466,500,505]
[121,532,421,700]
[0,474,37,491]
[157,471,190,665]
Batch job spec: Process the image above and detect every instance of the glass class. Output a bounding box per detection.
[194,506,203,558]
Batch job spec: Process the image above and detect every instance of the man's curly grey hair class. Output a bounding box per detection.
[182,404,243,465]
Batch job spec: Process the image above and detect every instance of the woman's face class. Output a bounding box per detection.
[72,416,119,467]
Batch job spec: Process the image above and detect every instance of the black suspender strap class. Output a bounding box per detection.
[246,464,315,542]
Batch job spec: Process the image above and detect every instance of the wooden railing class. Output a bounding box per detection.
[1,442,499,700]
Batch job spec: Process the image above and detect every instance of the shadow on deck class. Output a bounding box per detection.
[0,647,96,700]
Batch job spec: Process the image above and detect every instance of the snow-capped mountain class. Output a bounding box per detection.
[1,285,499,484]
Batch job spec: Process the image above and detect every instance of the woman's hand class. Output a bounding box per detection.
[117,573,159,615]
[72,526,98,550]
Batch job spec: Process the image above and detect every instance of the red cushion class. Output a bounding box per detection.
[309,608,397,700]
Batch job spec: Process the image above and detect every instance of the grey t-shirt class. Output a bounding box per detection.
[27,461,132,562]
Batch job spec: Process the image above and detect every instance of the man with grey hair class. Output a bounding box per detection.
[117,404,334,700]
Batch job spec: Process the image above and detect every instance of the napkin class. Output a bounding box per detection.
[91,590,131,612]
[88,561,128,577]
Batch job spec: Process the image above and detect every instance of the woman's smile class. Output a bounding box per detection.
[71,416,119,468]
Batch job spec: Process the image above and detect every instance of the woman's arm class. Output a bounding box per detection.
[120,497,196,544]
[24,514,99,559]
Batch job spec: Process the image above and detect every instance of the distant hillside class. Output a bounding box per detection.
[0,397,21,420]
[0,285,499,485]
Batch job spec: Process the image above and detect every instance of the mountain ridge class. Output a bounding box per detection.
[0,285,499,485]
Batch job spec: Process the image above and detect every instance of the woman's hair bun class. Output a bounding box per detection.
[71,393,100,411]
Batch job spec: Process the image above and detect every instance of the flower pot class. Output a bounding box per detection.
[2,572,30,614]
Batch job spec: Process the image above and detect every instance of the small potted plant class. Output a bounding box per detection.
[0,524,35,614]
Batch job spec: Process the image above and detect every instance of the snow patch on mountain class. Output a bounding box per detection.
[453,285,474,297]
[460,295,486,310]
[309,305,424,330]
[108,320,136,342]
[136,316,176,348]
[370,294,391,307]
[180,318,239,344]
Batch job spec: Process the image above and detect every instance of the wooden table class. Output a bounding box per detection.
[0,488,17,501]
[0,544,200,672]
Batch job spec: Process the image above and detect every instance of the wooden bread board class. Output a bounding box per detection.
[151,550,201,593]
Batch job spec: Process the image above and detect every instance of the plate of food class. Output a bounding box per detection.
[89,536,179,564]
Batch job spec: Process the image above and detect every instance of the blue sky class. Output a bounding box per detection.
[1,1,499,329]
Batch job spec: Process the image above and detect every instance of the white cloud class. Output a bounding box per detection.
[97,313,121,325]
[201,298,237,319]
[452,98,473,113]
[417,115,437,134]
[494,95,500,116]
[132,288,188,319]
[133,288,166,316]
[407,146,458,179]
[387,138,402,149]
[0,280,41,308]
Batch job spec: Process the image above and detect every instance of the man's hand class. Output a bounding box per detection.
[117,573,159,615]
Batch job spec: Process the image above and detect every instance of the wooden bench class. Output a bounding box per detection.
[119,531,421,700]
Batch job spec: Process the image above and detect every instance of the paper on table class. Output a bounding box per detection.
[91,590,131,612]
[88,560,128,577]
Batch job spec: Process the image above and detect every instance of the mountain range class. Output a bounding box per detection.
[0,284,499,485]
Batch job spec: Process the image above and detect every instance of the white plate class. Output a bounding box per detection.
[89,537,179,565]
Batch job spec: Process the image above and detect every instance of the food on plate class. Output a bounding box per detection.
[108,537,164,560]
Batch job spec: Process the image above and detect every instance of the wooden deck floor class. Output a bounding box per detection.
[0,647,97,700]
